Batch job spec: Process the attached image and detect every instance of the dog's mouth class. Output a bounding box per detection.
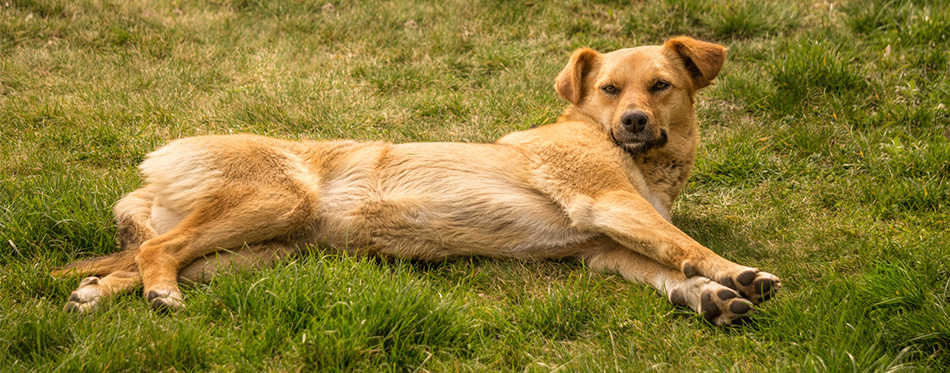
[611,129,668,156]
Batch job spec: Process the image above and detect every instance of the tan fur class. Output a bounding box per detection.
[54,37,779,325]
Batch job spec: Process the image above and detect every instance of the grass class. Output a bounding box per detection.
[1,0,949,370]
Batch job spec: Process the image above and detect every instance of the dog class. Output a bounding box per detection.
[53,36,780,326]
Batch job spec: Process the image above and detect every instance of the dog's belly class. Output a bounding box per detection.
[318,190,597,260]
[313,142,597,260]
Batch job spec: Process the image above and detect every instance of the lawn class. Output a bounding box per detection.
[1,0,948,371]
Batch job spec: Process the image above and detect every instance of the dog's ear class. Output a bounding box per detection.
[663,37,727,89]
[555,48,601,105]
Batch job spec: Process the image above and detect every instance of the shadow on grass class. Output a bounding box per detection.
[674,212,767,261]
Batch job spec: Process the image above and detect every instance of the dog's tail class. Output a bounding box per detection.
[51,187,158,277]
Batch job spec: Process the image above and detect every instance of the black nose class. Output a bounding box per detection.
[620,111,649,133]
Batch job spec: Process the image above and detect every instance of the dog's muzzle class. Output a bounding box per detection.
[612,110,668,155]
[613,130,668,156]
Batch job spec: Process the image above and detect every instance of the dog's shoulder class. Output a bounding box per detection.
[497,121,649,199]
[497,121,609,151]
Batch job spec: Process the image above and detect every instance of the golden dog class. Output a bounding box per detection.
[54,36,779,326]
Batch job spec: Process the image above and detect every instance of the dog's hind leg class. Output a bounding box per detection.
[63,270,141,313]
[177,241,299,284]
[136,189,313,311]
[55,250,140,313]
[581,239,755,326]
[60,242,298,313]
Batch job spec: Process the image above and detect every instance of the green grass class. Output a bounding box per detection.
[2,0,949,370]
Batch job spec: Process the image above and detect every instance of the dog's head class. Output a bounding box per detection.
[555,37,726,156]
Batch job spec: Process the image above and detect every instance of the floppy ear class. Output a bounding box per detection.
[663,36,727,89]
[555,48,601,105]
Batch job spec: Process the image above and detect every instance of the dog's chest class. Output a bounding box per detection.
[631,155,693,221]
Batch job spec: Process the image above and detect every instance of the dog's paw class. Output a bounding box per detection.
[697,287,755,326]
[670,278,756,326]
[145,289,184,312]
[717,269,781,305]
[64,276,103,313]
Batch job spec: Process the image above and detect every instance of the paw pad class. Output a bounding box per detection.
[729,301,752,315]
[736,270,756,286]
[753,278,776,301]
[716,288,737,300]
[682,262,699,278]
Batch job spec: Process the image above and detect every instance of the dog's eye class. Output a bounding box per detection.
[601,85,620,95]
[651,81,670,92]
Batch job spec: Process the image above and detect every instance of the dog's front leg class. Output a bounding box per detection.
[568,190,780,304]
[581,240,754,326]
